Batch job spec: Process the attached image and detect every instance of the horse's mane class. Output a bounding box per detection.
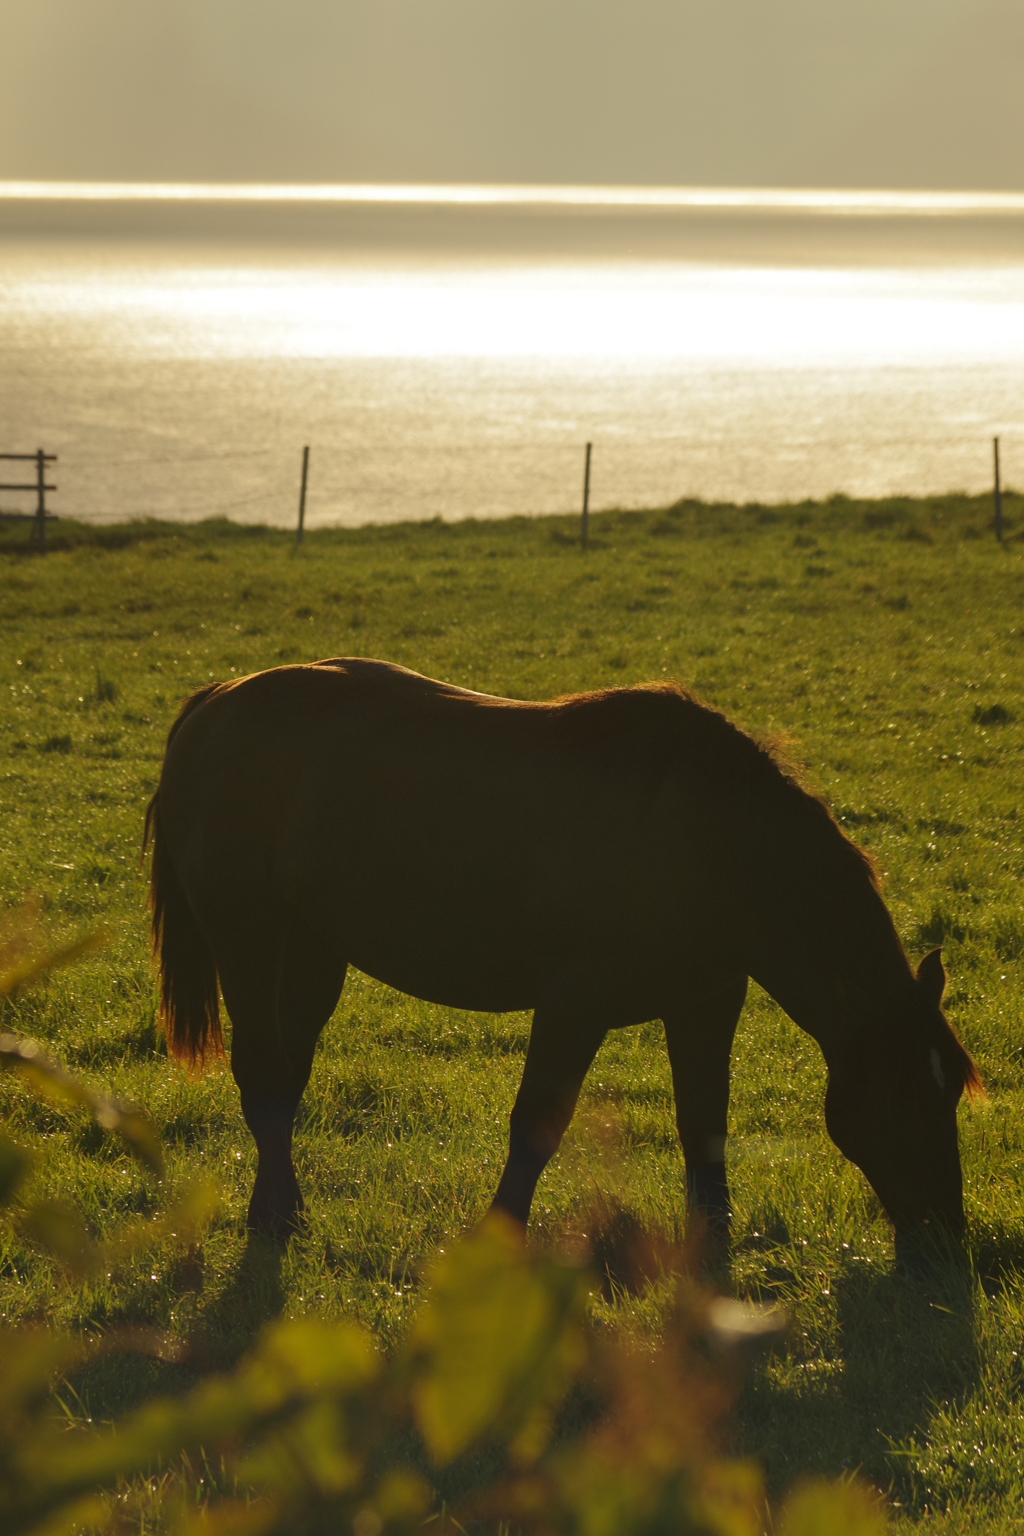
[552,679,882,891]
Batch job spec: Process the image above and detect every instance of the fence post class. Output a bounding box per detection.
[34,448,46,553]
[994,436,1003,542]
[296,445,310,545]
[581,441,592,549]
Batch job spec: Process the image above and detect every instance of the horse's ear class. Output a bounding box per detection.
[917,948,946,1008]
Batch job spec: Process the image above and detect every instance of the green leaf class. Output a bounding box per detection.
[0,913,108,1002]
[778,1478,888,1536]
[0,1033,163,1178]
[46,1318,378,1497]
[249,1317,379,1405]
[18,1200,97,1276]
[694,1458,766,1536]
[0,1132,31,1207]
[409,1213,588,1465]
[99,1177,219,1269]
[0,1325,83,1417]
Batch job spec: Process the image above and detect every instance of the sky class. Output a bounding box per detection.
[0,0,1021,190]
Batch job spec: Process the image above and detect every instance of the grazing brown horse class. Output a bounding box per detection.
[145,659,980,1263]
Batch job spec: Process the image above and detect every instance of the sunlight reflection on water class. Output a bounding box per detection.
[14,260,1024,364]
[1,217,1022,525]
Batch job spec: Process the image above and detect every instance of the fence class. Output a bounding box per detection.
[0,449,57,550]
[0,434,1017,553]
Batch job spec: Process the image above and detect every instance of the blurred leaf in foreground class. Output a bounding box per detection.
[0,900,107,1002]
[778,1478,888,1536]
[409,1213,589,1466]
[0,1032,163,1179]
[0,1216,890,1536]
[0,1133,31,1206]
[0,905,161,1178]
[16,1201,95,1277]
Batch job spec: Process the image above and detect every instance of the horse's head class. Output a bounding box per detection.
[823,949,981,1266]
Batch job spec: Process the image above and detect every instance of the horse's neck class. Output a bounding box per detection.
[748,873,915,1069]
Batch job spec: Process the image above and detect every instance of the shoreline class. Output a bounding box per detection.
[1,489,1017,554]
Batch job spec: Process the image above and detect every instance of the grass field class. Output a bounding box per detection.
[1,491,1023,1532]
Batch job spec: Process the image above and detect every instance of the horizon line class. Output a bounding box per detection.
[2,181,1024,216]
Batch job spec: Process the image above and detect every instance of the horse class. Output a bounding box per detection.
[144,658,981,1265]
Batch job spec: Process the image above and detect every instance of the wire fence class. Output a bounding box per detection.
[0,432,1019,532]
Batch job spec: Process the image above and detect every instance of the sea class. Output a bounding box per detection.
[1,184,1022,528]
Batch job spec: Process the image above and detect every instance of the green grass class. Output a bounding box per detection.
[1,491,1023,1529]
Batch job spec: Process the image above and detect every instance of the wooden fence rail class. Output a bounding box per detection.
[0,449,57,551]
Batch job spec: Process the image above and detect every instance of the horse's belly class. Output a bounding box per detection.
[344,911,543,1014]
[343,900,673,1022]
[350,950,535,1014]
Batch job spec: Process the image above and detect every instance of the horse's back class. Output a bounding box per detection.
[161,657,698,809]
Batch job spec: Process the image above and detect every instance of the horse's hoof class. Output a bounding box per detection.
[246,1191,305,1246]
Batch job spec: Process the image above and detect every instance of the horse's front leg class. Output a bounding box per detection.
[491,1007,607,1226]
[663,975,747,1247]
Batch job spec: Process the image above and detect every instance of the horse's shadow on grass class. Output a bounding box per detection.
[739,1260,979,1499]
[184,1234,288,1371]
[65,1237,286,1422]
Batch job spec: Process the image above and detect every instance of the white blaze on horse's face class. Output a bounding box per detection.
[930,1047,946,1091]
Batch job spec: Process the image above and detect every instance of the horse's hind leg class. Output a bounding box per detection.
[491,1008,607,1226]
[663,975,747,1245]
[219,928,347,1241]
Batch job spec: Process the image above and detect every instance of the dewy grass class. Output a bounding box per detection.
[0,490,1022,1529]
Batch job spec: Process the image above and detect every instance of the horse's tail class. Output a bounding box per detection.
[143,685,224,1068]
